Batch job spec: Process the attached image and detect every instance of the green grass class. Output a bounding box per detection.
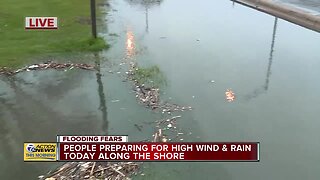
[133,65,167,87]
[0,0,108,67]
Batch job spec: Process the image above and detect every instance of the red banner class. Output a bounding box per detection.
[58,142,259,162]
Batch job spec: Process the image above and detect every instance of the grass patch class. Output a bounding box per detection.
[0,0,108,67]
[133,65,167,87]
[51,37,109,52]
[109,33,119,37]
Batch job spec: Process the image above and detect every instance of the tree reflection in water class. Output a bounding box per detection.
[125,0,164,32]
[94,53,108,135]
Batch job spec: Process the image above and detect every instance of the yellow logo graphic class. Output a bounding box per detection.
[24,143,57,161]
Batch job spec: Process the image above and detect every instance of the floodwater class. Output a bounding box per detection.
[1,0,320,179]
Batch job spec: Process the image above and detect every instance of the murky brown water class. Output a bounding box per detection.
[1,0,320,179]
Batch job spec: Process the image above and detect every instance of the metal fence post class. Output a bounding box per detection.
[90,0,97,38]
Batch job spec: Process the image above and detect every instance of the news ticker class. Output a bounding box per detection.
[24,136,260,162]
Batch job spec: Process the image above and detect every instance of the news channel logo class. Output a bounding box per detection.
[26,143,36,152]
[24,143,57,161]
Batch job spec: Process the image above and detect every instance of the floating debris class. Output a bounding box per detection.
[0,61,95,76]
[111,100,120,103]
[36,47,195,180]
[39,162,140,180]
[155,115,183,137]
[0,67,15,75]
[157,116,181,124]
[40,117,179,180]
[225,89,236,102]
[153,129,168,143]
[159,103,192,112]
[134,84,160,109]
[162,137,168,142]
[125,62,192,112]
[134,124,143,132]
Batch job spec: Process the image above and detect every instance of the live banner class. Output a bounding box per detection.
[58,142,259,162]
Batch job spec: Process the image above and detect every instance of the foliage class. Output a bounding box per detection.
[0,0,108,67]
[133,65,167,87]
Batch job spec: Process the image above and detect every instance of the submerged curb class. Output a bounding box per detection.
[234,0,320,33]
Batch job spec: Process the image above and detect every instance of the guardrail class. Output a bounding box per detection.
[233,0,320,33]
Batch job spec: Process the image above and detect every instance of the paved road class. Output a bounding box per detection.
[277,0,320,13]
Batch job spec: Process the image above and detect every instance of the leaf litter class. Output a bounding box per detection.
[0,61,95,76]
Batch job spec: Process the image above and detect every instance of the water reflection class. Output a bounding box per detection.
[265,17,278,91]
[145,7,149,32]
[126,30,136,58]
[0,75,70,179]
[125,0,163,8]
[106,0,320,179]
[0,65,109,179]
[95,54,108,135]
[246,17,278,100]
[126,0,164,32]
[0,79,22,159]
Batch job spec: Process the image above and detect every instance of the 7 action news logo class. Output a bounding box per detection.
[26,144,55,152]
[26,144,36,152]
[24,143,57,161]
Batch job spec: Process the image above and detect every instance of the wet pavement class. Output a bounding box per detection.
[1,0,320,179]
